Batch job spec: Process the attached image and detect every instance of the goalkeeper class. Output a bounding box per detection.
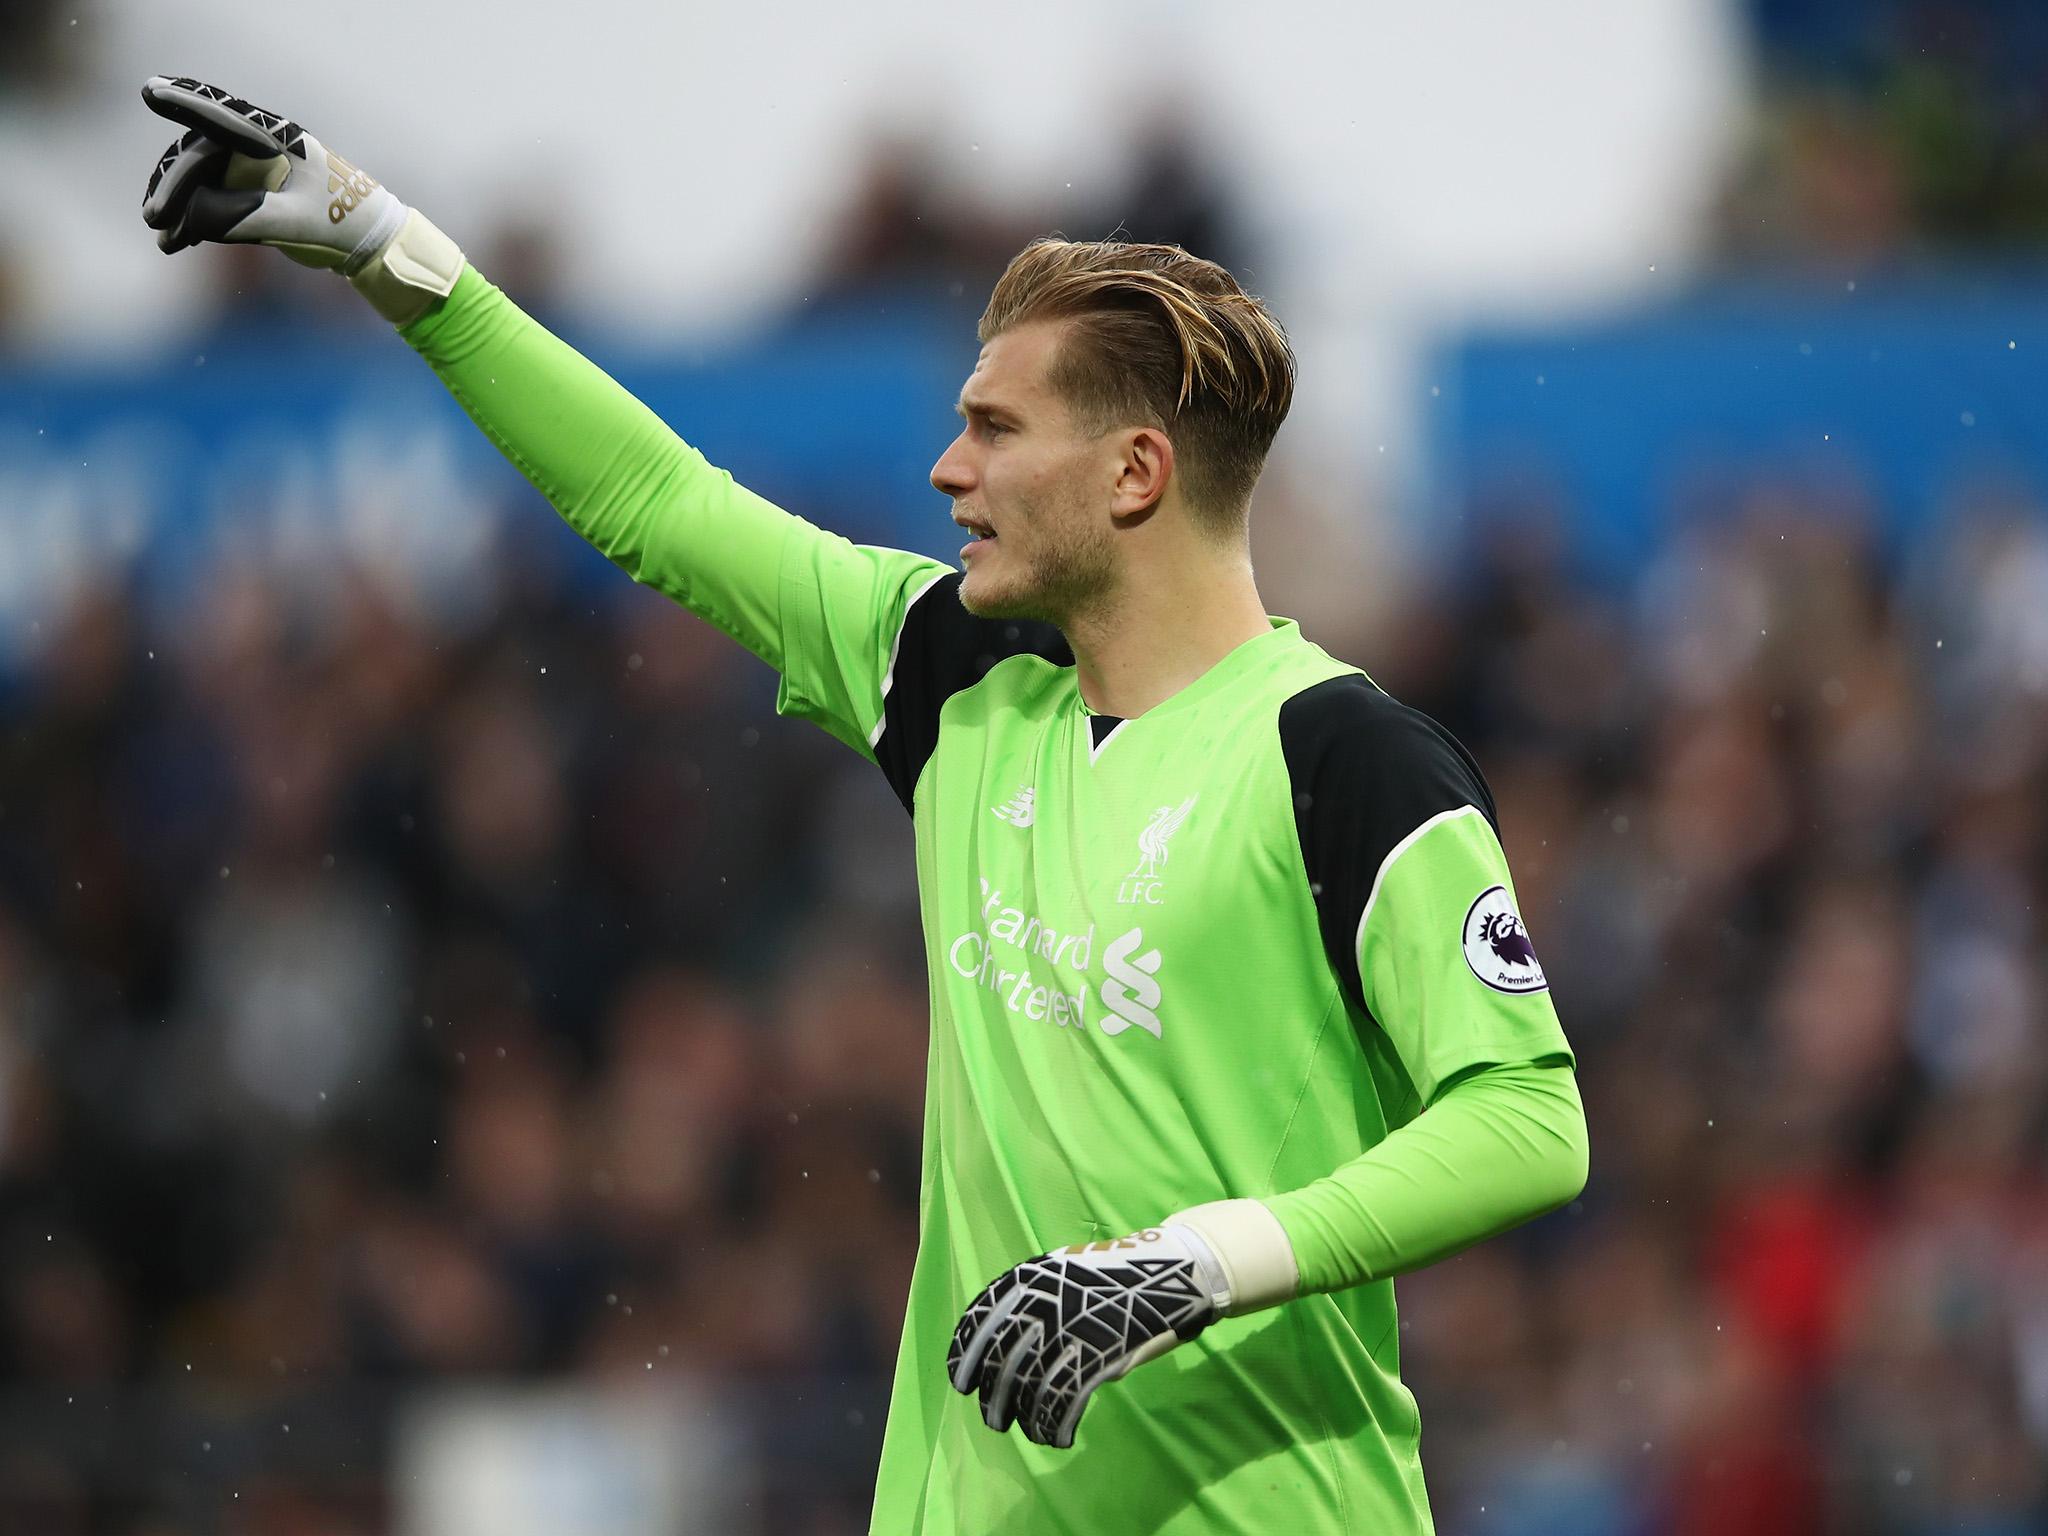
[140,77,1589,1533]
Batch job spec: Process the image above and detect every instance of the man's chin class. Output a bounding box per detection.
[957,566,1049,623]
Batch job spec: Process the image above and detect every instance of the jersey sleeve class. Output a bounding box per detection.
[1278,674,1573,1107]
[398,266,1064,785]
[1262,1058,1587,1294]
[860,572,1072,809]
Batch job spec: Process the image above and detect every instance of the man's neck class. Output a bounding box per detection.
[1062,559,1273,720]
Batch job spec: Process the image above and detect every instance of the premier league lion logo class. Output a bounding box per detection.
[1463,887,1549,994]
[1479,911,1539,969]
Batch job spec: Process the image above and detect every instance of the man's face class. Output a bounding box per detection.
[929,320,1119,624]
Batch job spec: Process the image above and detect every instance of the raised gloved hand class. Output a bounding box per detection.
[946,1200,1298,1449]
[139,74,463,324]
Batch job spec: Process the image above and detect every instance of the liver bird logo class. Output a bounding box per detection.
[1128,795,1199,882]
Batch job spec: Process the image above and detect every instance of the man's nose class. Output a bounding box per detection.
[931,433,975,497]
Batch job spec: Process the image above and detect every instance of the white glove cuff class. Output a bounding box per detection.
[1165,1199,1299,1316]
[349,208,465,325]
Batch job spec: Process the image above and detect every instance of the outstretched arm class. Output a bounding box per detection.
[138,75,958,760]
[398,267,802,669]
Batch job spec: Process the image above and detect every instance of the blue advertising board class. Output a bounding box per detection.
[1428,273,2048,583]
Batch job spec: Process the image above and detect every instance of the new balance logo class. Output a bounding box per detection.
[1099,927,1164,1037]
[992,785,1036,827]
[1117,795,1197,905]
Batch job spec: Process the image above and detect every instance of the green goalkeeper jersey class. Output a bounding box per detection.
[402,269,1578,1535]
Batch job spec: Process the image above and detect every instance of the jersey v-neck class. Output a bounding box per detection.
[1074,618,1301,760]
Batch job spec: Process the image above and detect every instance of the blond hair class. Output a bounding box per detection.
[979,238,1295,539]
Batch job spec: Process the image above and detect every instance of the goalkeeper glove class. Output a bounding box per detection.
[139,74,463,325]
[945,1199,1297,1449]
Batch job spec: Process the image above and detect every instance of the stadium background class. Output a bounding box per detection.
[3,1,2047,1530]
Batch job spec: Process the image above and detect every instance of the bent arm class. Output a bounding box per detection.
[1173,680,1588,1311]
[1265,1057,1586,1292]
[1173,1058,1587,1310]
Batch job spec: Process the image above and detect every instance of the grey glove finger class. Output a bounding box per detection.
[143,131,228,226]
[141,74,305,162]
[947,1276,1015,1393]
[950,1274,1042,1431]
[978,1315,1042,1433]
[1048,1383,1099,1450]
[1006,1334,1057,1442]
[156,184,268,254]
[1020,1339,1081,1447]
[143,129,198,209]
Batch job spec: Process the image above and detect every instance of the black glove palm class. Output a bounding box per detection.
[947,1225,1227,1449]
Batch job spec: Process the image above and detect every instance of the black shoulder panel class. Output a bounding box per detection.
[1277,673,1499,1009]
[872,573,1072,812]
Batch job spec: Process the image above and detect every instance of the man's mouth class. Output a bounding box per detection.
[957,516,998,557]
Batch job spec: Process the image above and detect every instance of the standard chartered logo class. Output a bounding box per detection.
[951,882,1165,1041]
[1098,928,1164,1038]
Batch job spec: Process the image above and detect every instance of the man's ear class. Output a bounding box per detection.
[1110,426,1175,523]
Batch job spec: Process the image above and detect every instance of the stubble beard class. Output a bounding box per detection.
[958,493,1119,629]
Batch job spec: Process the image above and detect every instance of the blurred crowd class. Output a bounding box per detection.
[4,459,2047,1533]
[1386,476,2048,1535]
[0,529,941,1530]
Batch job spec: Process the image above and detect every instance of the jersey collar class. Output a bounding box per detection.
[1077,615,1302,724]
